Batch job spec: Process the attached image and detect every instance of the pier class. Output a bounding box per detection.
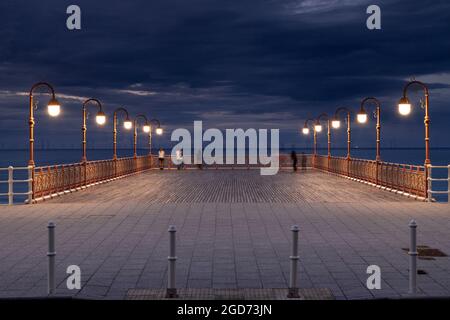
[0,158,449,299]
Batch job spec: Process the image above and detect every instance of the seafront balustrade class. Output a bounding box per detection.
[313,155,427,198]
[1,153,445,204]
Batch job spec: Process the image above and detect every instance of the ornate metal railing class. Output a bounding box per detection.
[312,154,427,198]
[29,152,426,202]
[33,155,153,200]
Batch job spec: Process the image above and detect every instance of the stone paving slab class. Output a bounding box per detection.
[0,170,449,300]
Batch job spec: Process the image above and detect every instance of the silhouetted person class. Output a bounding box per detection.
[301,152,307,171]
[158,147,165,170]
[291,150,298,172]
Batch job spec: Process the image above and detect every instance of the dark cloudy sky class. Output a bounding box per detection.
[0,0,449,152]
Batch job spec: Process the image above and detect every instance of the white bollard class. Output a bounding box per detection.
[427,166,432,202]
[287,225,300,298]
[408,220,418,295]
[47,222,56,295]
[8,166,13,205]
[28,166,33,204]
[166,225,178,298]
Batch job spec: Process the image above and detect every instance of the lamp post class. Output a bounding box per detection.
[332,107,353,160]
[302,118,317,167]
[358,97,382,184]
[301,118,317,155]
[358,97,382,161]
[133,114,151,159]
[148,119,163,155]
[28,82,61,167]
[398,80,431,166]
[113,107,133,160]
[81,99,106,163]
[316,113,331,170]
[316,113,331,158]
[332,107,353,176]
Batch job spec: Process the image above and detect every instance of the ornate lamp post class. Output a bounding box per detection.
[331,107,353,176]
[81,99,106,163]
[148,119,163,155]
[331,107,353,160]
[316,113,331,159]
[133,114,151,158]
[358,97,382,184]
[113,107,133,160]
[28,82,61,166]
[315,113,331,170]
[301,118,317,155]
[397,80,431,166]
[357,97,382,161]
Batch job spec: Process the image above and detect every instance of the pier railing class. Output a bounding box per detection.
[0,166,33,205]
[33,155,153,200]
[2,153,430,203]
[312,154,427,198]
[427,165,450,202]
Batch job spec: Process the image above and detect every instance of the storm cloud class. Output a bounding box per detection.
[0,0,449,151]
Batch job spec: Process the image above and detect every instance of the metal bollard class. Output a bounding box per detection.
[166,225,178,298]
[408,220,418,295]
[47,222,56,295]
[287,225,300,298]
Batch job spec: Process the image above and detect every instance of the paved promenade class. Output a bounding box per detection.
[0,170,449,299]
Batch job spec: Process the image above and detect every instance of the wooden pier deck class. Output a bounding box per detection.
[47,170,417,204]
[0,170,449,300]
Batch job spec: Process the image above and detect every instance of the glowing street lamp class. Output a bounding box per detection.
[96,112,106,125]
[356,111,368,124]
[113,107,132,160]
[398,96,412,116]
[47,98,61,117]
[314,123,323,133]
[332,107,353,160]
[123,120,133,130]
[149,119,163,155]
[81,98,106,162]
[331,119,341,129]
[359,97,382,161]
[398,80,431,165]
[133,114,151,158]
[302,127,310,135]
[28,82,61,166]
